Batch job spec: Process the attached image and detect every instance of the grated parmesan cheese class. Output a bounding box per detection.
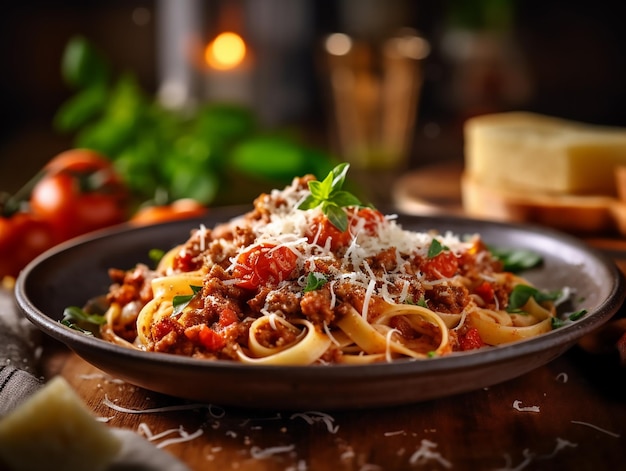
[102,395,225,418]
[571,420,621,438]
[408,439,452,469]
[289,411,339,434]
[137,422,203,449]
[513,400,540,413]
[216,176,475,317]
[249,444,296,459]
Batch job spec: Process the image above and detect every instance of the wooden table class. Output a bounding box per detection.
[23,164,626,470]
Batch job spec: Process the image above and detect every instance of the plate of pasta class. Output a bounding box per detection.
[16,165,625,409]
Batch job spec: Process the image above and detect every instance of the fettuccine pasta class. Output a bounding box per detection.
[99,168,563,365]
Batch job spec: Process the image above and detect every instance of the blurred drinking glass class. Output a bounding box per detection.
[323,28,429,203]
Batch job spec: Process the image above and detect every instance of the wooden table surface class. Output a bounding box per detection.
[25,164,626,470]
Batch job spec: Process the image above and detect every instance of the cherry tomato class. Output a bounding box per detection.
[30,149,128,240]
[458,327,485,351]
[130,199,207,226]
[474,281,495,303]
[309,207,384,250]
[43,148,112,174]
[0,212,56,278]
[423,251,459,279]
[232,243,298,289]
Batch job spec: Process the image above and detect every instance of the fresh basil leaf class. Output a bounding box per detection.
[307,179,326,201]
[172,285,203,317]
[428,239,448,258]
[490,247,543,273]
[62,306,106,325]
[551,309,588,330]
[304,272,328,292]
[569,309,587,321]
[60,306,106,336]
[331,190,363,208]
[323,201,349,232]
[551,317,566,329]
[297,193,319,211]
[297,163,365,231]
[60,320,95,335]
[330,162,350,189]
[404,296,428,307]
[507,285,560,313]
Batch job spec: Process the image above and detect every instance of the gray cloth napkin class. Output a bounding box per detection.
[0,285,43,416]
[0,287,190,471]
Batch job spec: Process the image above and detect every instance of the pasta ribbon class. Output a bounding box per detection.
[135,274,205,346]
[236,319,331,365]
[101,303,138,349]
[335,303,450,360]
[469,297,553,345]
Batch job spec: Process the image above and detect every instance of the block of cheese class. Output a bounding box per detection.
[465,112,626,195]
[0,376,121,471]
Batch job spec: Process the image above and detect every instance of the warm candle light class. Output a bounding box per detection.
[205,32,246,70]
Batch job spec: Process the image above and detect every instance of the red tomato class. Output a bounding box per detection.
[30,149,128,240]
[232,243,298,289]
[423,252,458,279]
[130,199,207,226]
[474,281,495,303]
[218,308,239,329]
[198,325,226,351]
[0,212,56,278]
[458,327,485,351]
[43,148,111,174]
[309,207,384,250]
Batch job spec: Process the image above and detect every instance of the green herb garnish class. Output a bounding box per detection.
[551,309,588,329]
[149,248,166,265]
[551,317,566,329]
[405,296,429,307]
[171,285,202,317]
[507,285,561,313]
[569,309,587,321]
[60,306,106,335]
[427,239,449,258]
[490,247,543,273]
[304,272,328,292]
[297,163,363,232]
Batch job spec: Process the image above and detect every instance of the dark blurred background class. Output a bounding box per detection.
[1,0,626,195]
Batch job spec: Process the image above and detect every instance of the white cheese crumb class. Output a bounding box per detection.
[513,400,540,413]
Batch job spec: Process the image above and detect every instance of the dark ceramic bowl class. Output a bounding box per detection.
[15,207,625,410]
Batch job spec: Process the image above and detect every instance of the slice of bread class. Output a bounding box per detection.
[465,112,626,195]
[461,172,617,234]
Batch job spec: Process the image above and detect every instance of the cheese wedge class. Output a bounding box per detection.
[465,112,626,195]
[0,376,121,471]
